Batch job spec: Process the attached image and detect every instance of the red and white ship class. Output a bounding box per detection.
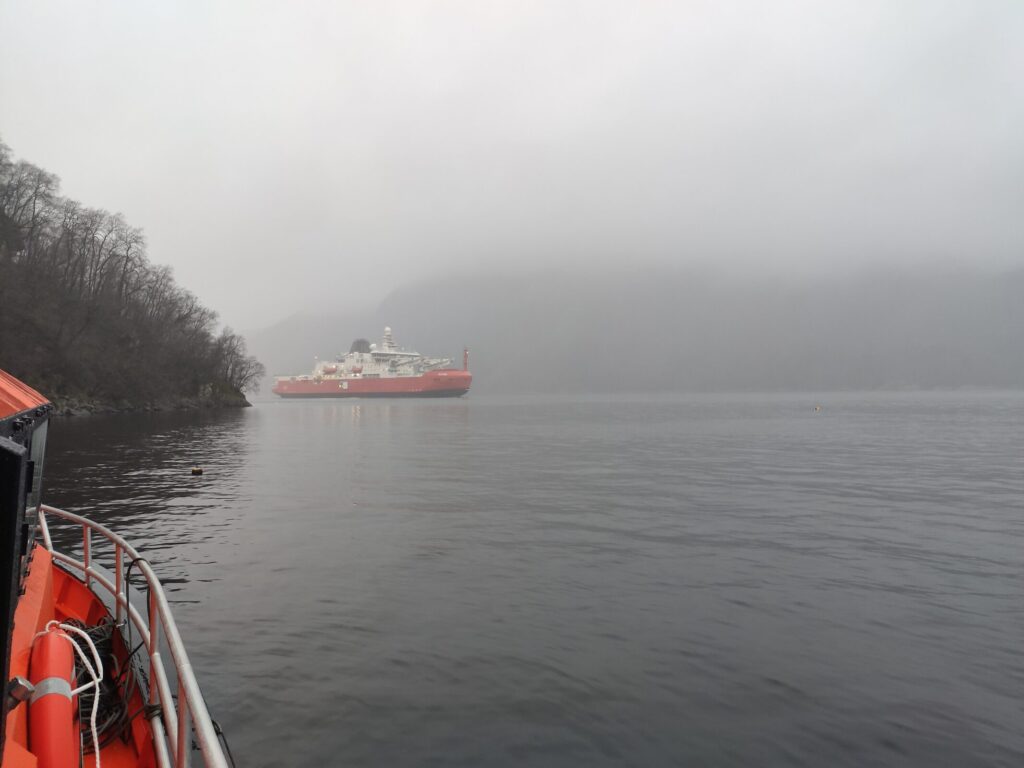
[272,327,472,399]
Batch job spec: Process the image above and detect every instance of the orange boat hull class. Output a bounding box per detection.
[4,549,157,768]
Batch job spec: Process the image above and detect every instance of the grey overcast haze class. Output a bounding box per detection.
[2,0,1023,332]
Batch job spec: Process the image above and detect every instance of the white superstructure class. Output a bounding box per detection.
[280,327,453,383]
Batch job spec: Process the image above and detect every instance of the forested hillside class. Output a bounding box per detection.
[0,140,263,410]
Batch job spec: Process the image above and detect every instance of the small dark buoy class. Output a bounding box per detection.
[814,405,822,413]
[191,466,203,476]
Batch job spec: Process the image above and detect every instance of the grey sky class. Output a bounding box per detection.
[2,1,1022,328]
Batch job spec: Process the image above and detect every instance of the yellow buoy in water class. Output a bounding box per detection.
[191,466,203,476]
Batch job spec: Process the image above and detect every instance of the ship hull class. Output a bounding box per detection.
[272,369,472,399]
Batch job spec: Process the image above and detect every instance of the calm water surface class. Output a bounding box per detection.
[43,393,1024,767]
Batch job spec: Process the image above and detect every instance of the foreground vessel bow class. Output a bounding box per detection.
[272,326,472,399]
[0,369,230,768]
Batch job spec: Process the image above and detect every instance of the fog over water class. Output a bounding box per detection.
[2,1,1023,333]
[247,267,1024,393]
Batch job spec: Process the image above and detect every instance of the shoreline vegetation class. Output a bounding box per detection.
[51,385,251,417]
[0,139,264,412]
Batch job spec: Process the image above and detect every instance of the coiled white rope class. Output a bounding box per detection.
[40,620,103,768]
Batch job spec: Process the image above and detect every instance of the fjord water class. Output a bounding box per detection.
[44,393,1023,767]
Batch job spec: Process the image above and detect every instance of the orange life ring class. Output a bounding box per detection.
[28,629,79,768]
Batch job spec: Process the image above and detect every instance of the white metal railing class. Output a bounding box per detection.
[37,504,230,768]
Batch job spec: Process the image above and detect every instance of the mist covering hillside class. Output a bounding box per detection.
[247,267,1024,395]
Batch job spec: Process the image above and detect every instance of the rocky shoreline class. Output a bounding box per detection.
[51,390,251,417]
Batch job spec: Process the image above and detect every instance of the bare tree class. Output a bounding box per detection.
[0,138,265,405]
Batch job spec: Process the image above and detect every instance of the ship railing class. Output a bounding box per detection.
[36,504,230,768]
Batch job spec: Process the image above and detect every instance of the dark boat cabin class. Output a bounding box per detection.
[0,371,51,755]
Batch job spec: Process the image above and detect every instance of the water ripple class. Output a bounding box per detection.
[44,392,1024,766]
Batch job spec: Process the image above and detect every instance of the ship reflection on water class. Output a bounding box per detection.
[280,398,473,429]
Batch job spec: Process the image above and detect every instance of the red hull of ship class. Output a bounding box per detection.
[272,369,472,398]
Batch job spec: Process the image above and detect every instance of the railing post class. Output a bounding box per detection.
[176,677,191,768]
[115,545,124,625]
[38,504,229,767]
[149,586,168,759]
[83,525,91,589]
[149,588,159,708]
[37,508,53,550]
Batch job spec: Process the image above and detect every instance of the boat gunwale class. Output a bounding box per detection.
[37,504,230,768]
